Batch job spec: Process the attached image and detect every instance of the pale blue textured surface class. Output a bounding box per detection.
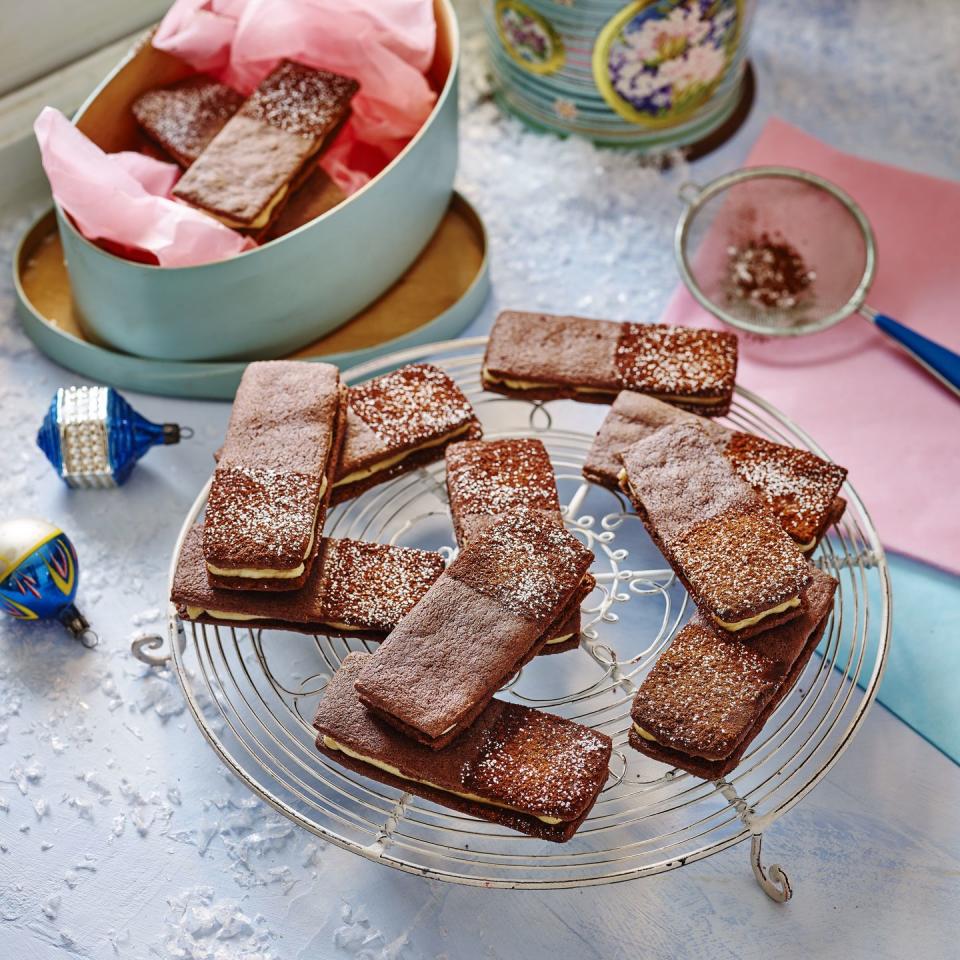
[0,2,957,958]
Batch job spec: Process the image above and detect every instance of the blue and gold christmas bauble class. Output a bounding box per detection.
[37,385,190,488]
[0,518,96,646]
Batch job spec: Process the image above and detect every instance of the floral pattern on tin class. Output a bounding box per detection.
[594,0,741,127]
[496,0,565,76]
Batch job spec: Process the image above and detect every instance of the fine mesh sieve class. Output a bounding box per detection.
[674,166,960,398]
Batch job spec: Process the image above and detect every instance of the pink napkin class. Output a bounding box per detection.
[662,118,960,573]
[153,0,438,193]
[34,107,254,267]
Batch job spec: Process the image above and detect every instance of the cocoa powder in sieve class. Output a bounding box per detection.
[726,234,816,310]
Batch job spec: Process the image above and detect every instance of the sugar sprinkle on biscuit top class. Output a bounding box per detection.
[449,510,594,622]
[318,538,446,633]
[132,76,244,166]
[203,466,321,572]
[614,323,738,403]
[446,438,560,544]
[346,363,477,450]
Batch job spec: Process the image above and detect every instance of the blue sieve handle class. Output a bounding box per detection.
[872,313,960,399]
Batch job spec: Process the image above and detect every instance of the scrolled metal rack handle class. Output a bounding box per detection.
[130,625,185,667]
[130,634,170,667]
[750,835,793,903]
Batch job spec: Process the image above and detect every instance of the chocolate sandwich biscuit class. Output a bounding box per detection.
[132,76,346,241]
[629,567,837,779]
[173,525,443,637]
[332,364,482,504]
[445,438,582,653]
[482,311,738,415]
[445,438,562,546]
[173,60,358,232]
[132,76,244,167]
[619,422,812,638]
[204,361,347,592]
[584,391,847,551]
[354,512,595,749]
[316,653,612,842]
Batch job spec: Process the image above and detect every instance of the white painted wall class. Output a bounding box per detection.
[0,0,168,94]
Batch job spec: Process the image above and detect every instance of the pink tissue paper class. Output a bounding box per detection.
[34,107,253,267]
[153,0,438,192]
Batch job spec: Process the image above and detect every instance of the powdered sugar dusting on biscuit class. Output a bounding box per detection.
[348,364,478,450]
[203,466,320,569]
[723,433,847,544]
[132,77,243,164]
[672,506,812,621]
[631,621,776,758]
[447,439,560,518]
[245,60,358,139]
[615,323,737,399]
[320,539,445,632]
[451,512,593,621]
[463,706,612,819]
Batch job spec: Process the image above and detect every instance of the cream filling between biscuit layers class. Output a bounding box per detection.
[211,138,326,230]
[321,735,563,824]
[183,607,371,632]
[334,423,475,487]
[206,477,326,579]
[618,469,801,632]
[214,184,290,230]
[632,723,658,742]
[185,607,259,622]
[713,596,800,632]
[482,368,724,406]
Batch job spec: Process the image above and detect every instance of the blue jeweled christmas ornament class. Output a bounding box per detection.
[37,385,191,488]
[0,517,97,646]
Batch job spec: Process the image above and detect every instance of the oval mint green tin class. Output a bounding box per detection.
[56,0,461,363]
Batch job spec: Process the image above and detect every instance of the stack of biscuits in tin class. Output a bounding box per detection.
[132,61,357,241]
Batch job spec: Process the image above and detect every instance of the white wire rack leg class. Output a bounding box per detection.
[750,834,792,902]
[717,781,792,901]
[131,620,184,667]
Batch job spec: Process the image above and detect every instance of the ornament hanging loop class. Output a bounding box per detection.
[59,603,99,648]
[163,424,194,444]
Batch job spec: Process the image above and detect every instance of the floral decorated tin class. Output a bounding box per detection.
[495,0,566,75]
[594,0,742,127]
[484,0,755,151]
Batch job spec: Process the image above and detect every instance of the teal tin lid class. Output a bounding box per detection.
[14,193,490,401]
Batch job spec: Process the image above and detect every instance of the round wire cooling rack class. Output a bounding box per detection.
[139,337,890,898]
